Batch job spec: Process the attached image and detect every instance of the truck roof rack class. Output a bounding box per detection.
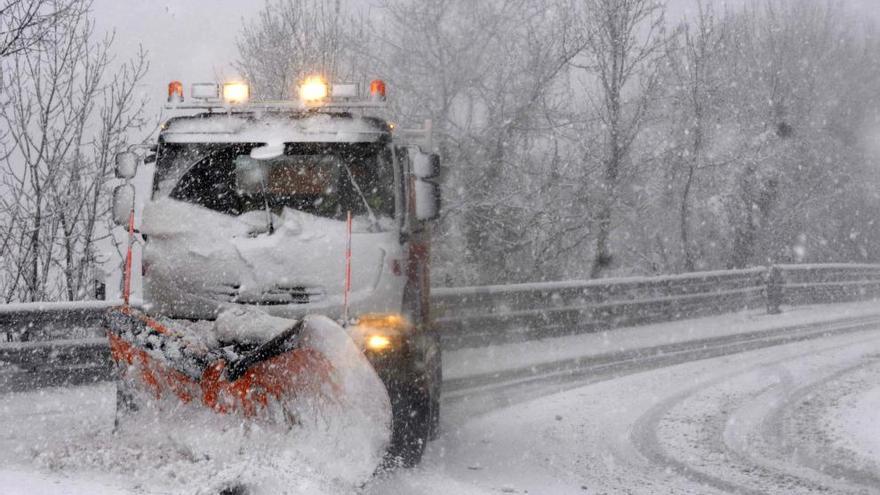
[164,99,387,113]
[162,79,434,151]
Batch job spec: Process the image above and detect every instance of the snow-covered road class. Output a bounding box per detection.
[4,303,880,494]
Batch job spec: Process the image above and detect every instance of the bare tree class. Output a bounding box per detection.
[53,46,148,300]
[713,0,860,268]
[0,0,78,58]
[662,1,724,272]
[576,0,667,278]
[0,0,147,302]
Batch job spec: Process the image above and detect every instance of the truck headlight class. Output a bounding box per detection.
[353,313,411,353]
[366,335,393,351]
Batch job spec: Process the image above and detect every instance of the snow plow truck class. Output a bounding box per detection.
[106,77,443,468]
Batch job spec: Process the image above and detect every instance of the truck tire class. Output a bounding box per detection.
[428,356,441,440]
[428,393,440,440]
[385,384,431,468]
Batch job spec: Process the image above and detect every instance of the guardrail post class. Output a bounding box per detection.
[94,279,106,301]
[766,265,783,315]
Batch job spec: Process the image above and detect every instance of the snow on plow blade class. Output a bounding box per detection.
[105,307,330,418]
[104,306,391,428]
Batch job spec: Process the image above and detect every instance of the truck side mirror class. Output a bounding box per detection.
[414,178,441,221]
[112,184,135,226]
[412,152,440,179]
[115,151,140,179]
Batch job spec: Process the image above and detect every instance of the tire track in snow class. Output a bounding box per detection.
[763,359,880,491]
[629,333,880,494]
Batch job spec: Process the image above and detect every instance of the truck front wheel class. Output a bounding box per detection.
[385,384,431,468]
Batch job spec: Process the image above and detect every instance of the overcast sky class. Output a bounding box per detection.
[91,0,880,121]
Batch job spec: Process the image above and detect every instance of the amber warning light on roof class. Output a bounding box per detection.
[222,82,250,104]
[370,80,386,102]
[299,76,329,104]
[167,81,183,103]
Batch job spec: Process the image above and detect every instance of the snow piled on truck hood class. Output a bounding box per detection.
[141,198,395,317]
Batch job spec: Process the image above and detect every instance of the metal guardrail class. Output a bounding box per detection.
[434,267,768,349]
[775,264,880,306]
[2,264,880,390]
[0,338,110,391]
[0,300,119,342]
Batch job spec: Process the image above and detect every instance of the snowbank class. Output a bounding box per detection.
[443,300,880,382]
[837,386,880,462]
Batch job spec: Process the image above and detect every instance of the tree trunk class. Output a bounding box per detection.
[590,201,614,278]
[679,162,696,272]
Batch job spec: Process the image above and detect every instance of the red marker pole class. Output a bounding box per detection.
[123,208,135,308]
[343,211,352,325]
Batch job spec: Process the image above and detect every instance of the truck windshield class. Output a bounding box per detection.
[153,142,395,225]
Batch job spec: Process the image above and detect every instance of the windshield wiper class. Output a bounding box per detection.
[342,163,379,232]
[180,148,221,176]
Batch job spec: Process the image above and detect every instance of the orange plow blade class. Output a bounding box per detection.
[104,308,365,423]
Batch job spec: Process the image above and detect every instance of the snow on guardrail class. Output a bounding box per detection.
[0,300,121,314]
[431,267,766,297]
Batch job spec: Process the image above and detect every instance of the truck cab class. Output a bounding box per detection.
[113,78,442,466]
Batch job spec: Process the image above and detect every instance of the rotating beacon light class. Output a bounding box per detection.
[369,79,386,102]
[167,81,184,103]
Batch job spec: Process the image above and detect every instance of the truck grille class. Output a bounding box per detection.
[212,284,326,306]
[208,283,326,305]
[207,283,241,303]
